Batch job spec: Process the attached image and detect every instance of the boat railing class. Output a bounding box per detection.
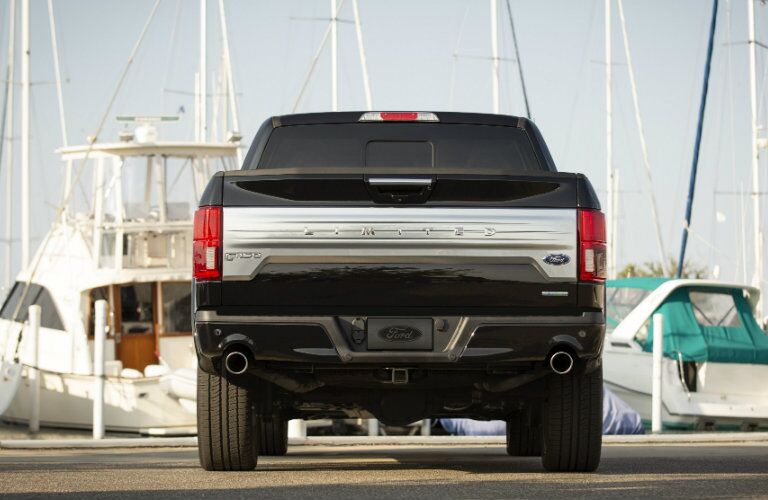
[66,215,193,270]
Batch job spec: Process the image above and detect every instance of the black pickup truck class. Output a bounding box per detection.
[193,111,606,472]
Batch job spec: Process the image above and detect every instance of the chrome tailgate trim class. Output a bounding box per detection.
[222,207,577,281]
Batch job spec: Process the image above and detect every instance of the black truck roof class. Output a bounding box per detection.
[273,111,528,128]
[243,111,558,172]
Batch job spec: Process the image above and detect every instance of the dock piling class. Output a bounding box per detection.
[27,304,40,433]
[652,313,664,433]
[93,299,106,440]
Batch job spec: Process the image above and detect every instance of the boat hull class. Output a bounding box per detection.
[604,348,768,431]
[2,368,196,435]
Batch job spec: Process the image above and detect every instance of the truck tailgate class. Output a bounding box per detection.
[220,205,578,311]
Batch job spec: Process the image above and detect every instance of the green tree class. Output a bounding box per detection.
[618,258,707,279]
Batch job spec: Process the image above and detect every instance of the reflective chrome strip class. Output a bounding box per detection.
[222,207,577,281]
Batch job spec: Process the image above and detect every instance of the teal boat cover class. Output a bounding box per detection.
[607,278,768,365]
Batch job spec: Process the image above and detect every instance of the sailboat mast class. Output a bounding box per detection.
[331,0,338,111]
[351,0,372,111]
[490,0,500,114]
[617,0,669,275]
[605,0,615,278]
[504,0,530,120]
[199,0,207,142]
[217,0,242,164]
[675,0,718,278]
[20,0,29,270]
[3,0,15,289]
[747,0,763,316]
[47,0,67,148]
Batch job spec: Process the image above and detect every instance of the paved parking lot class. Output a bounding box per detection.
[0,442,766,498]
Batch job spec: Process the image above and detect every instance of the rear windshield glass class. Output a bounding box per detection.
[255,123,543,171]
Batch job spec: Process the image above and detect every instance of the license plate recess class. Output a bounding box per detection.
[366,318,433,350]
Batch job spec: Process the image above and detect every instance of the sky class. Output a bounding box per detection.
[0,0,767,304]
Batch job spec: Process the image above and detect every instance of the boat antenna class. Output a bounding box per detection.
[675,0,719,278]
[504,0,531,119]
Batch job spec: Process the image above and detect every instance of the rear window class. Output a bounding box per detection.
[255,123,544,171]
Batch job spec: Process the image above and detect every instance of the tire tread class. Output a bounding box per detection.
[259,419,289,456]
[197,369,257,471]
[541,365,602,472]
[506,409,541,457]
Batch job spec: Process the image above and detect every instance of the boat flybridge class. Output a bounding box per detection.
[0,121,239,434]
[603,278,768,431]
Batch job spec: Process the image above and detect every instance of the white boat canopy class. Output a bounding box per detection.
[57,141,239,160]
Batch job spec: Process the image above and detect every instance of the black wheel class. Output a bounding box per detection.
[258,418,289,456]
[506,406,542,456]
[541,365,603,472]
[197,368,258,471]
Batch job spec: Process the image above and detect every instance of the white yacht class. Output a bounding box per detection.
[0,122,238,434]
[603,277,768,431]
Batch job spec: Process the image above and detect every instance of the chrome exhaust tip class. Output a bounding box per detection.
[549,351,574,375]
[224,350,249,375]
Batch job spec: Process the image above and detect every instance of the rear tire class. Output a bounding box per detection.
[258,418,289,456]
[506,407,542,456]
[541,365,603,472]
[197,369,258,471]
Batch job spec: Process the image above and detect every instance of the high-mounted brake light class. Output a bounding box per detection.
[359,111,439,122]
[578,209,607,282]
[193,206,222,280]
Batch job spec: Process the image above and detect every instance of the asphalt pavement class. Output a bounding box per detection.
[0,443,766,499]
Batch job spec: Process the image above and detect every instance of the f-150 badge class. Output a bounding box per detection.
[224,252,262,261]
[543,253,570,266]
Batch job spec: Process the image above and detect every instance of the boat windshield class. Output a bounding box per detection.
[689,290,742,328]
[606,287,652,333]
[0,281,64,330]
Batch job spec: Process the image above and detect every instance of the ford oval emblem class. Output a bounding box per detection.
[378,326,423,343]
[544,253,571,266]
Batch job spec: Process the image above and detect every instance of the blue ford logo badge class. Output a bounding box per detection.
[378,326,422,343]
[544,253,570,266]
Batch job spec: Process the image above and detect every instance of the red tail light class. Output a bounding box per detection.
[193,206,222,280]
[578,209,607,282]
